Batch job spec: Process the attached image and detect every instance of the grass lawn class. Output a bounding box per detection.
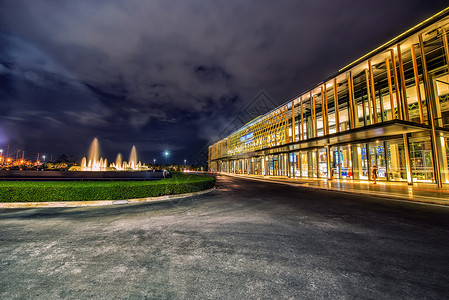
[0,172,215,202]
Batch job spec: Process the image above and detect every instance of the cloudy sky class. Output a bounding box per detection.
[0,1,446,165]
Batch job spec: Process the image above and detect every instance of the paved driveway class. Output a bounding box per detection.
[1,175,449,299]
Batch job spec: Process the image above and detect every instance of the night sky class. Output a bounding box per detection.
[0,1,446,165]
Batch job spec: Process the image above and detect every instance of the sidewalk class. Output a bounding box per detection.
[220,173,449,206]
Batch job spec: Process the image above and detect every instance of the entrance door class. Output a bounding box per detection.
[301,152,308,177]
[330,147,340,179]
[369,142,386,181]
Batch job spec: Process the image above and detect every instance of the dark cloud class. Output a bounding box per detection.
[0,0,446,164]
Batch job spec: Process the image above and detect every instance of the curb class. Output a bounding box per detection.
[0,187,216,208]
[220,173,449,207]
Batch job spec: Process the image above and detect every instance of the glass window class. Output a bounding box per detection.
[368,142,387,180]
[337,79,350,132]
[318,148,327,178]
[386,139,407,181]
[352,144,369,180]
[301,152,308,177]
[410,137,434,183]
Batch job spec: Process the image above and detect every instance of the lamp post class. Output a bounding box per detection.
[163,151,170,170]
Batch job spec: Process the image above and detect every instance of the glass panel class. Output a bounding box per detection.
[308,150,317,178]
[353,71,369,127]
[441,136,449,184]
[289,153,295,178]
[301,152,308,177]
[303,97,313,139]
[368,142,386,180]
[337,79,350,131]
[326,86,336,134]
[316,93,324,137]
[410,137,434,183]
[386,140,407,181]
[330,147,339,179]
[352,144,369,180]
[318,148,327,178]
[435,74,449,128]
[339,145,353,179]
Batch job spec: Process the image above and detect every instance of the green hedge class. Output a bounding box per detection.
[0,173,215,202]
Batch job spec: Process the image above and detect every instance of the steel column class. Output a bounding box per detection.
[291,101,295,142]
[397,44,410,121]
[385,57,396,120]
[368,60,378,123]
[334,78,340,133]
[390,49,403,120]
[419,34,442,187]
[410,44,425,123]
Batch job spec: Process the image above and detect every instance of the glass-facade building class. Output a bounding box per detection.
[209,8,449,187]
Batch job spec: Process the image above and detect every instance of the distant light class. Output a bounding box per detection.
[164,151,169,156]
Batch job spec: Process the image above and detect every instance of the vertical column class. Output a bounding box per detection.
[321,86,325,135]
[291,101,296,143]
[410,44,424,123]
[403,133,413,185]
[397,44,410,121]
[348,71,357,129]
[284,106,289,144]
[365,69,373,125]
[368,60,378,123]
[378,87,385,122]
[419,34,442,187]
[326,146,332,180]
[366,143,371,182]
[312,93,317,137]
[300,96,304,140]
[390,49,403,120]
[386,57,396,120]
[334,78,340,133]
[323,84,329,135]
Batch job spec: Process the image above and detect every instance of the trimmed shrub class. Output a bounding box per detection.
[0,173,215,202]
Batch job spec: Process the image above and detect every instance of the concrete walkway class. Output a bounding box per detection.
[220,173,449,206]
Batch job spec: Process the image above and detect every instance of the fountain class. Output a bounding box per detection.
[108,146,149,171]
[76,138,149,171]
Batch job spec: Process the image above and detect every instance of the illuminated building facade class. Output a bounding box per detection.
[209,8,449,187]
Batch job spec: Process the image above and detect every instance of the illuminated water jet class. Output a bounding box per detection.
[76,138,148,171]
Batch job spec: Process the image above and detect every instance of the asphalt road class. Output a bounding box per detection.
[1,175,449,299]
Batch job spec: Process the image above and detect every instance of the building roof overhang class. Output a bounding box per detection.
[213,120,449,161]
